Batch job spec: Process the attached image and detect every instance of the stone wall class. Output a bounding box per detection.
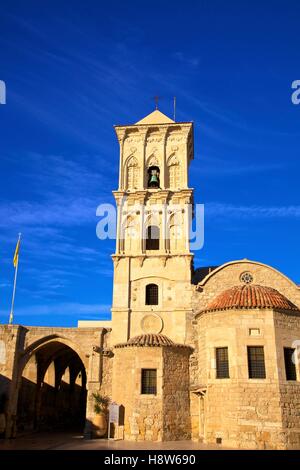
[273,311,300,448]
[0,325,21,393]
[111,254,193,346]
[193,307,300,449]
[99,355,113,397]
[112,344,192,441]
[0,324,110,437]
[112,347,163,441]
[204,382,283,449]
[162,347,191,440]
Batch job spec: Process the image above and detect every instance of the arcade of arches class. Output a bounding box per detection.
[17,341,86,433]
[0,326,110,438]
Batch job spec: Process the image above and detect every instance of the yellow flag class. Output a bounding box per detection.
[13,239,20,268]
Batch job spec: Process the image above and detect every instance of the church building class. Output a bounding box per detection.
[1,109,300,449]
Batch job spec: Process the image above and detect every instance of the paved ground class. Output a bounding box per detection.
[0,432,227,450]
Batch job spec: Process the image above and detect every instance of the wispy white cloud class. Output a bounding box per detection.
[183,93,300,138]
[0,302,111,318]
[26,152,114,193]
[0,151,115,230]
[172,52,200,67]
[206,203,300,219]
[6,15,159,146]
[194,155,283,176]
[0,150,115,301]
[0,198,98,228]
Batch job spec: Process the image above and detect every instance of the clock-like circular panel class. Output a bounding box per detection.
[141,313,163,334]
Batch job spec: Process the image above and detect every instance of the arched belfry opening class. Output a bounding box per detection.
[146,225,160,251]
[147,165,160,188]
[17,340,87,434]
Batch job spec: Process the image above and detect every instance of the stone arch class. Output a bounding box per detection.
[43,360,55,387]
[133,274,173,282]
[20,334,87,373]
[61,365,71,385]
[197,259,300,289]
[167,153,179,165]
[147,154,159,168]
[144,213,160,251]
[145,225,160,251]
[16,336,87,434]
[144,211,160,228]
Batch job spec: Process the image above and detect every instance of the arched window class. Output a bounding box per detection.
[168,213,182,251]
[169,223,181,251]
[127,157,139,190]
[146,225,159,250]
[146,284,158,305]
[169,164,180,188]
[123,216,138,253]
[167,155,180,189]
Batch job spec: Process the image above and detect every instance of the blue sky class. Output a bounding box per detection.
[0,0,299,326]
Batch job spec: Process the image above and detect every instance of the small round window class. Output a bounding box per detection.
[240,272,253,284]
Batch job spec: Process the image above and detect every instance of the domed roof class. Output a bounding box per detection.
[200,284,300,313]
[114,334,192,349]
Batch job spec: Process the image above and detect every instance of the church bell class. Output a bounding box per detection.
[149,174,159,186]
[148,168,159,188]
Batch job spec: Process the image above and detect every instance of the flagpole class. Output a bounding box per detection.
[9,233,21,325]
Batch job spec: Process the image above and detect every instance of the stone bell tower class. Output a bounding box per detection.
[111,109,194,345]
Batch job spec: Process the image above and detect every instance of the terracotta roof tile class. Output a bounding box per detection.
[201,284,300,313]
[114,334,192,350]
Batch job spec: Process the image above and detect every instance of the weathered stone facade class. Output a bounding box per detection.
[112,335,192,441]
[1,110,300,449]
[193,305,300,449]
[0,324,111,438]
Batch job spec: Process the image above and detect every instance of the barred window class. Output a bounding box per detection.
[247,346,266,379]
[216,347,229,378]
[284,348,297,381]
[145,284,158,305]
[141,369,157,394]
[146,225,159,250]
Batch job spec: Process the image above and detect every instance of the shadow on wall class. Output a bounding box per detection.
[0,363,87,438]
[0,375,10,438]
[17,376,87,433]
[15,339,88,436]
